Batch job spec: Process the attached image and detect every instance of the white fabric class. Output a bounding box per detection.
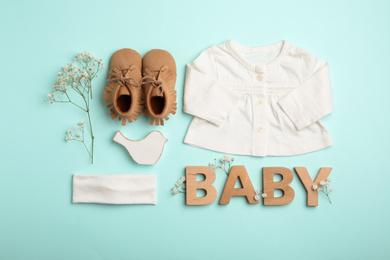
[183,40,333,156]
[73,174,157,204]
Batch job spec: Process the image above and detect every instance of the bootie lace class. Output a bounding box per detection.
[140,68,166,96]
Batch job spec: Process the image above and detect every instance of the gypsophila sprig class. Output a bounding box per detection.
[312,177,333,204]
[44,52,104,164]
[254,190,261,201]
[254,190,267,201]
[65,121,91,158]
[172,176,186,195]
[209,155,235,175]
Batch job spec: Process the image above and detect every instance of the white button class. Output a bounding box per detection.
[257,127,263,133]
[256,74,263,81]
[257,99,263,106]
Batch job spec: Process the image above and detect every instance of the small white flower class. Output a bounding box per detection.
[79,121,85,125]
[214,165,219,169]
[47,93,52,98]
[172,187,178,195]
[329,188,334,192]
[221,166,225,170]
[317,188,322,191]
[73,82,77,86]
[175,182,180,187]
[58,72,64,76]
[93,62,97,66]
[81,77,86,81]
[220,158,226,162]
[76,133,81,137]
[320,181,325,186]
[254,194,260,201]
[88,67,92,71]
[65,136,71,142]
[256,190,260,194]
[67,130,72,134]
[72,63,77,68]
[49,101,53,104]
[325,182,330,187]
[327,178,332,182]
[65,88,69,92]
[74,58,77,61]
[262,193,267,198]
[181,176,186,182]
[209,162,213,167]
[312,185,318,191]
[74,125,79,130]
[224,155,232,162]
[101,65,105,69]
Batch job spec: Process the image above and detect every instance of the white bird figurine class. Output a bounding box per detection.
[113,130,168,165]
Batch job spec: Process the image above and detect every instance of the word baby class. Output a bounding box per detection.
[185,166,332,206]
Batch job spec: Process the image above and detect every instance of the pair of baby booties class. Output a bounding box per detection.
[103,49,177,126]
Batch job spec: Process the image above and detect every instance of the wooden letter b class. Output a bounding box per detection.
[186,166,217,205]
[263,167,295,205]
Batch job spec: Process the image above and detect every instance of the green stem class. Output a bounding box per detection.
[64,92,87,112]
[90,81,93,99]
[82,140,92,158]
[87,108,94,164]
[320,189,332,204]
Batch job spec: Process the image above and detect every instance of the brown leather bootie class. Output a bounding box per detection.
[141,49,177,126]
[103,48,144,126]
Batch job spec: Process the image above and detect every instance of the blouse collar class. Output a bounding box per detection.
[226,40,290,72]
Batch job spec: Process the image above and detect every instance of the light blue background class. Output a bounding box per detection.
[1,0,389,259]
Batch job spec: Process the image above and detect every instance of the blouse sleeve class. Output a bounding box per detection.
[183,47,242,127]
[278,51,333,130]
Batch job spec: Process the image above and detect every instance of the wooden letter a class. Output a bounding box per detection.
[219,166,259,205]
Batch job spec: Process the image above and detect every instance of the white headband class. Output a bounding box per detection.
[73,174,157,204]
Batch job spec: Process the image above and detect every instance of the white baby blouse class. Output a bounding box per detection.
[183,40,333,156]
